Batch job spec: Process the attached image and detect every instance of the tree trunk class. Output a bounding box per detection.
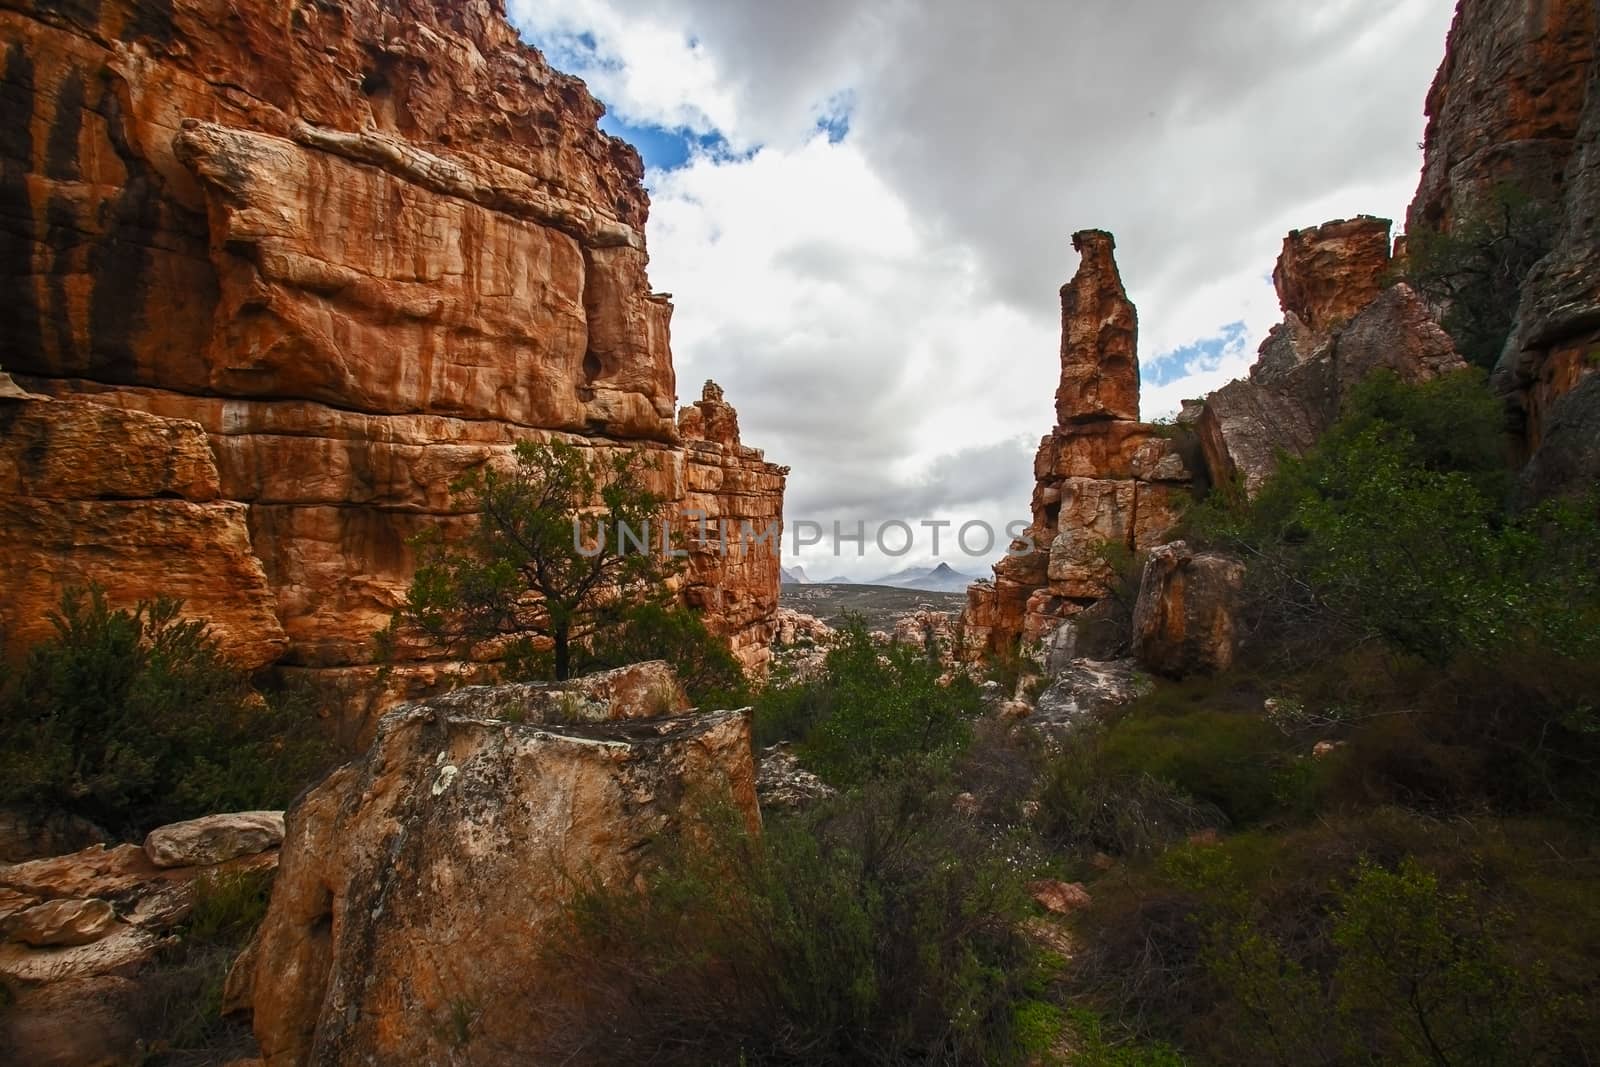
[553,621,571,681]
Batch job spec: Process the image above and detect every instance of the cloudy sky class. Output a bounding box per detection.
[508,0,1456,581]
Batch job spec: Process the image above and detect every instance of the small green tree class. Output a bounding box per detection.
[1404,184,1557,370]
[388,440,677,680]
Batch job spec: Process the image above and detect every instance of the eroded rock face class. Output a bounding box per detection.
[1408,0,1596,235]
[1497,13,1600,492]
[248,690,759,1066]
[1056,230,1140,424]
[0,0,786,699]
[1198,231,1467,498]
[0,396,288,668]
[959,232,1192,660]
[1274,217,1394,333]
[1131,542,1245,678]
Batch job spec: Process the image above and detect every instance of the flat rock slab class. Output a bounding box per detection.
[8,898,117,947]
[144,811,286,868]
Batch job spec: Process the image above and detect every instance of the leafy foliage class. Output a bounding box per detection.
[582,602,748,707]
[1189,369,1600,670]
[385,439,677,679]
[0,587,334,837]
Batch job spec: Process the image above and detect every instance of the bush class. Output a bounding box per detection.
[530,772,1045,1065]
[762,616,983,786]
[1035,735,1221,860]
[582,603,749,708]
[1072,814,1597,1066]
[0,587,335,837]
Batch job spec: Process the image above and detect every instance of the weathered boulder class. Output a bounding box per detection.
[1131,542,1246,678]
[248,689,759,1065]
[143,812,286,870]
[0,976,143,1067]
[6,898,117,948]
[1028,880,1093,915]
[1031,659,1150,729]
[0,809,108,865]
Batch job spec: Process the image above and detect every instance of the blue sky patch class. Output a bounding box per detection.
[1143,320,1247,387]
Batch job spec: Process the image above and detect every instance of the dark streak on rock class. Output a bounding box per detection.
[86,70,159,383]
[0,43,40,364]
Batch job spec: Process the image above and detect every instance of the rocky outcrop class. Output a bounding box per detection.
[0,395,288,668]
[1403,0,1598,494]
[0,810,285,1063]
[679,382,789,673]
[1131,542,1246,677]
[247,684,758,1066]
[1408,0,1596,235]
[0,0,785,709]
[1494,10,1600,494]
[143,812,286,869]
[959,231,1194,660]
[1198,221,1467,496]
[1273,216,1394,333]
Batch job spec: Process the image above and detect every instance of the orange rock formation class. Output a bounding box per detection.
[0,0,786,701]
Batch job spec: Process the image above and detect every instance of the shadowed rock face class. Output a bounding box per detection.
[0,0,786,695]
[248,687,759,1066]
[1406,0,1598,488]
[1131,541,1245,677]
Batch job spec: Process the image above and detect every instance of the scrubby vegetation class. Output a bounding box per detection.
[0,587,335,838]
[753,615,984,785]
[542,367,1600,1065]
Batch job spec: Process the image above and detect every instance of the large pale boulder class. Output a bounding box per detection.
[249,688,759,1066]
[1132,542,1246,677]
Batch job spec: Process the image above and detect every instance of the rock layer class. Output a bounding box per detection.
[0,0,785,699]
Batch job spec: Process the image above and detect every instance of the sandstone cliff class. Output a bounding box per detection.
[0,0,786,701]
[1409,0,1598,492]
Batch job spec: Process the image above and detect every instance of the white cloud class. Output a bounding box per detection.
[507,0,1458,578]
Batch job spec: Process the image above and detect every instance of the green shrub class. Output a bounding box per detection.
[1035,735,1221,859]
[749,615,982,785]
[0,587,335,837]
[530,775,1043,1065]
[582,603,749,707]
[1073,815,1595,1066]
[1100,710,1294,827]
